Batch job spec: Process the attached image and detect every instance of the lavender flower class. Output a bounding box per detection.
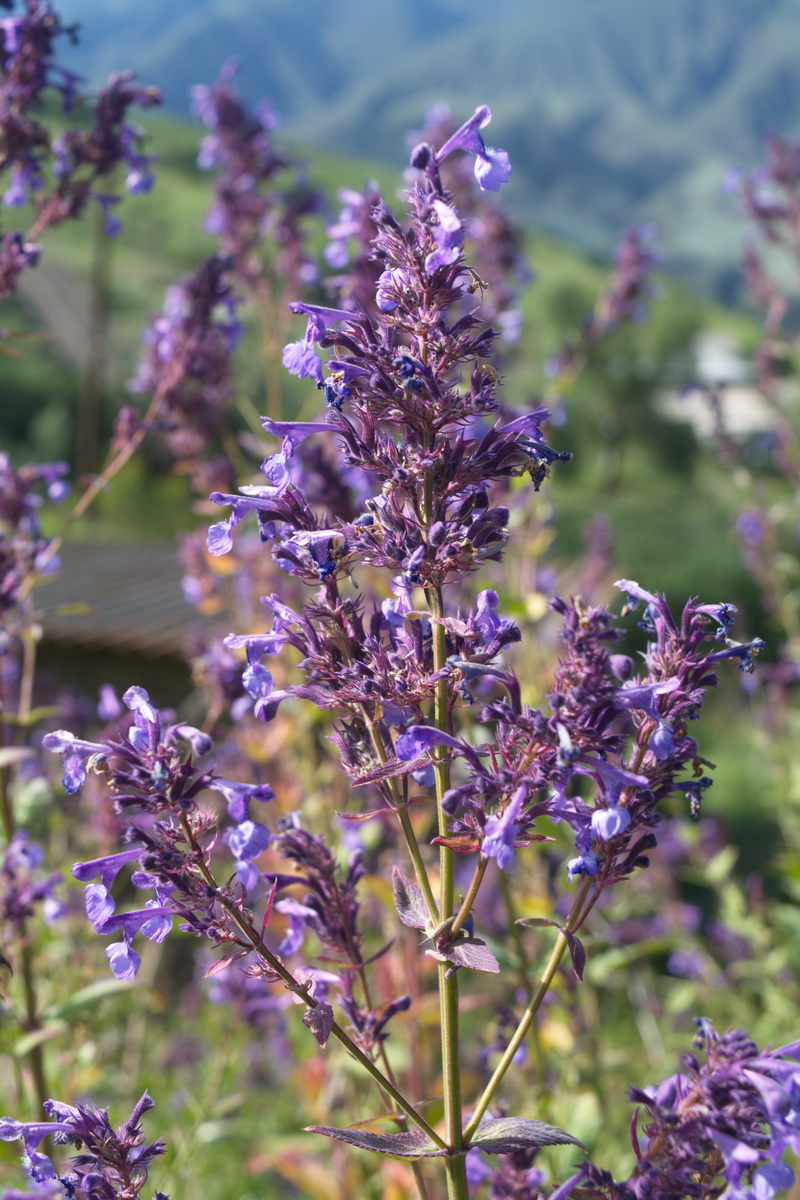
[44,685,275,977]
[192,59,320,293]
[128,255,242,485]
[562,1025,800,1200]
[0,453,69,622]
[0,1090,166,1198]
[0,4,160,294]
[0,830,63,940]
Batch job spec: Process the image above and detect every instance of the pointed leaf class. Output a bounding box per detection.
[303,1002,334,1047]
[430,834,480,854]
[13,1021,68,1057]
[45,979,131,1019]
[470,1116,584,1154]
[305,1125,446,1159]
[438,936,501,974]
[392,867,428,929]
[337,808,386,822]
[565,932,586,982]
[203,949,249,979]
[430,939,500,974]
[352,755,430,787]
[516,917,560,930]
[261,876,278,936]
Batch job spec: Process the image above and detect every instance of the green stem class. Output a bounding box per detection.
[182,820,446,1149]
[463,876,592,1141]
[428,586,468,1200]
[450,856,489,938]
[362,710,439,923]
[19,941,49,1117]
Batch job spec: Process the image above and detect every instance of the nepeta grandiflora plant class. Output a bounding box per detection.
[29,103,800,1200]
[1,6,799,1192]
[0,0,160,297]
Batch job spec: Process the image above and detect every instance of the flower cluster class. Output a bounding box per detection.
[192,59,320,294]
[395,582,762,886]
[0,829,63,944]
[559,1024,799,1200]
[0,1090,167,1198]
[0,1,160,295]
[0,452,69,623]
[274,817,411,1056]
[43,685,274,979]
[128,254,242,486]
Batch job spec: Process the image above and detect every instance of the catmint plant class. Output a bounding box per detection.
[0,1090,167,1199]
[2,7,798,1192]
[0,0,160,297]
[192,106,785,1199]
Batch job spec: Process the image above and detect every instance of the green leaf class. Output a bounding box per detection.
[305,1125,447,1159]
[702,844,739,886]
[45,979,131,1020]
[13,1021,68,1057]
[470,1116,585,1154]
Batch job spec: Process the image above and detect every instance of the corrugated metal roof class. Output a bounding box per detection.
[36,541,200,658]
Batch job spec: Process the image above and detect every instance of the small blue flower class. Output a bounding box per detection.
[591,805,631,840]
[434,105,512,192]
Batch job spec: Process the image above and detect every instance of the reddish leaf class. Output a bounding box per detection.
[430,834,480,854]
[203,949,249,979]
[303,1001,334,1047]
[565,931,586,982]
[392,867,428,929]
[432,939,500,974]
[261,876,278,936]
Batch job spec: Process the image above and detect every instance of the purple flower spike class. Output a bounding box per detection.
[435,104,511,192]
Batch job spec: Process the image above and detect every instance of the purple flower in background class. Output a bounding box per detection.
[0,1091,166,1196]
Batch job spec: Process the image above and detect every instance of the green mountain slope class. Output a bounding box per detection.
[52,0,800,290]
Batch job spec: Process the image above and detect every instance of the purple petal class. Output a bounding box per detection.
[474,146,511,192]
[591,806,631,840]
[72,847,143,888]
[261,416,338,457]
[229,820,270,861]
[282,339,323,382]
[85,883,116,929]
[106,939,142,981]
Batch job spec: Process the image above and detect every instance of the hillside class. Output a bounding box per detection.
[52,0,800,294]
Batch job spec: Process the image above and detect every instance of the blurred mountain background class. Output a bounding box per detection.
[55,0,800,297]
